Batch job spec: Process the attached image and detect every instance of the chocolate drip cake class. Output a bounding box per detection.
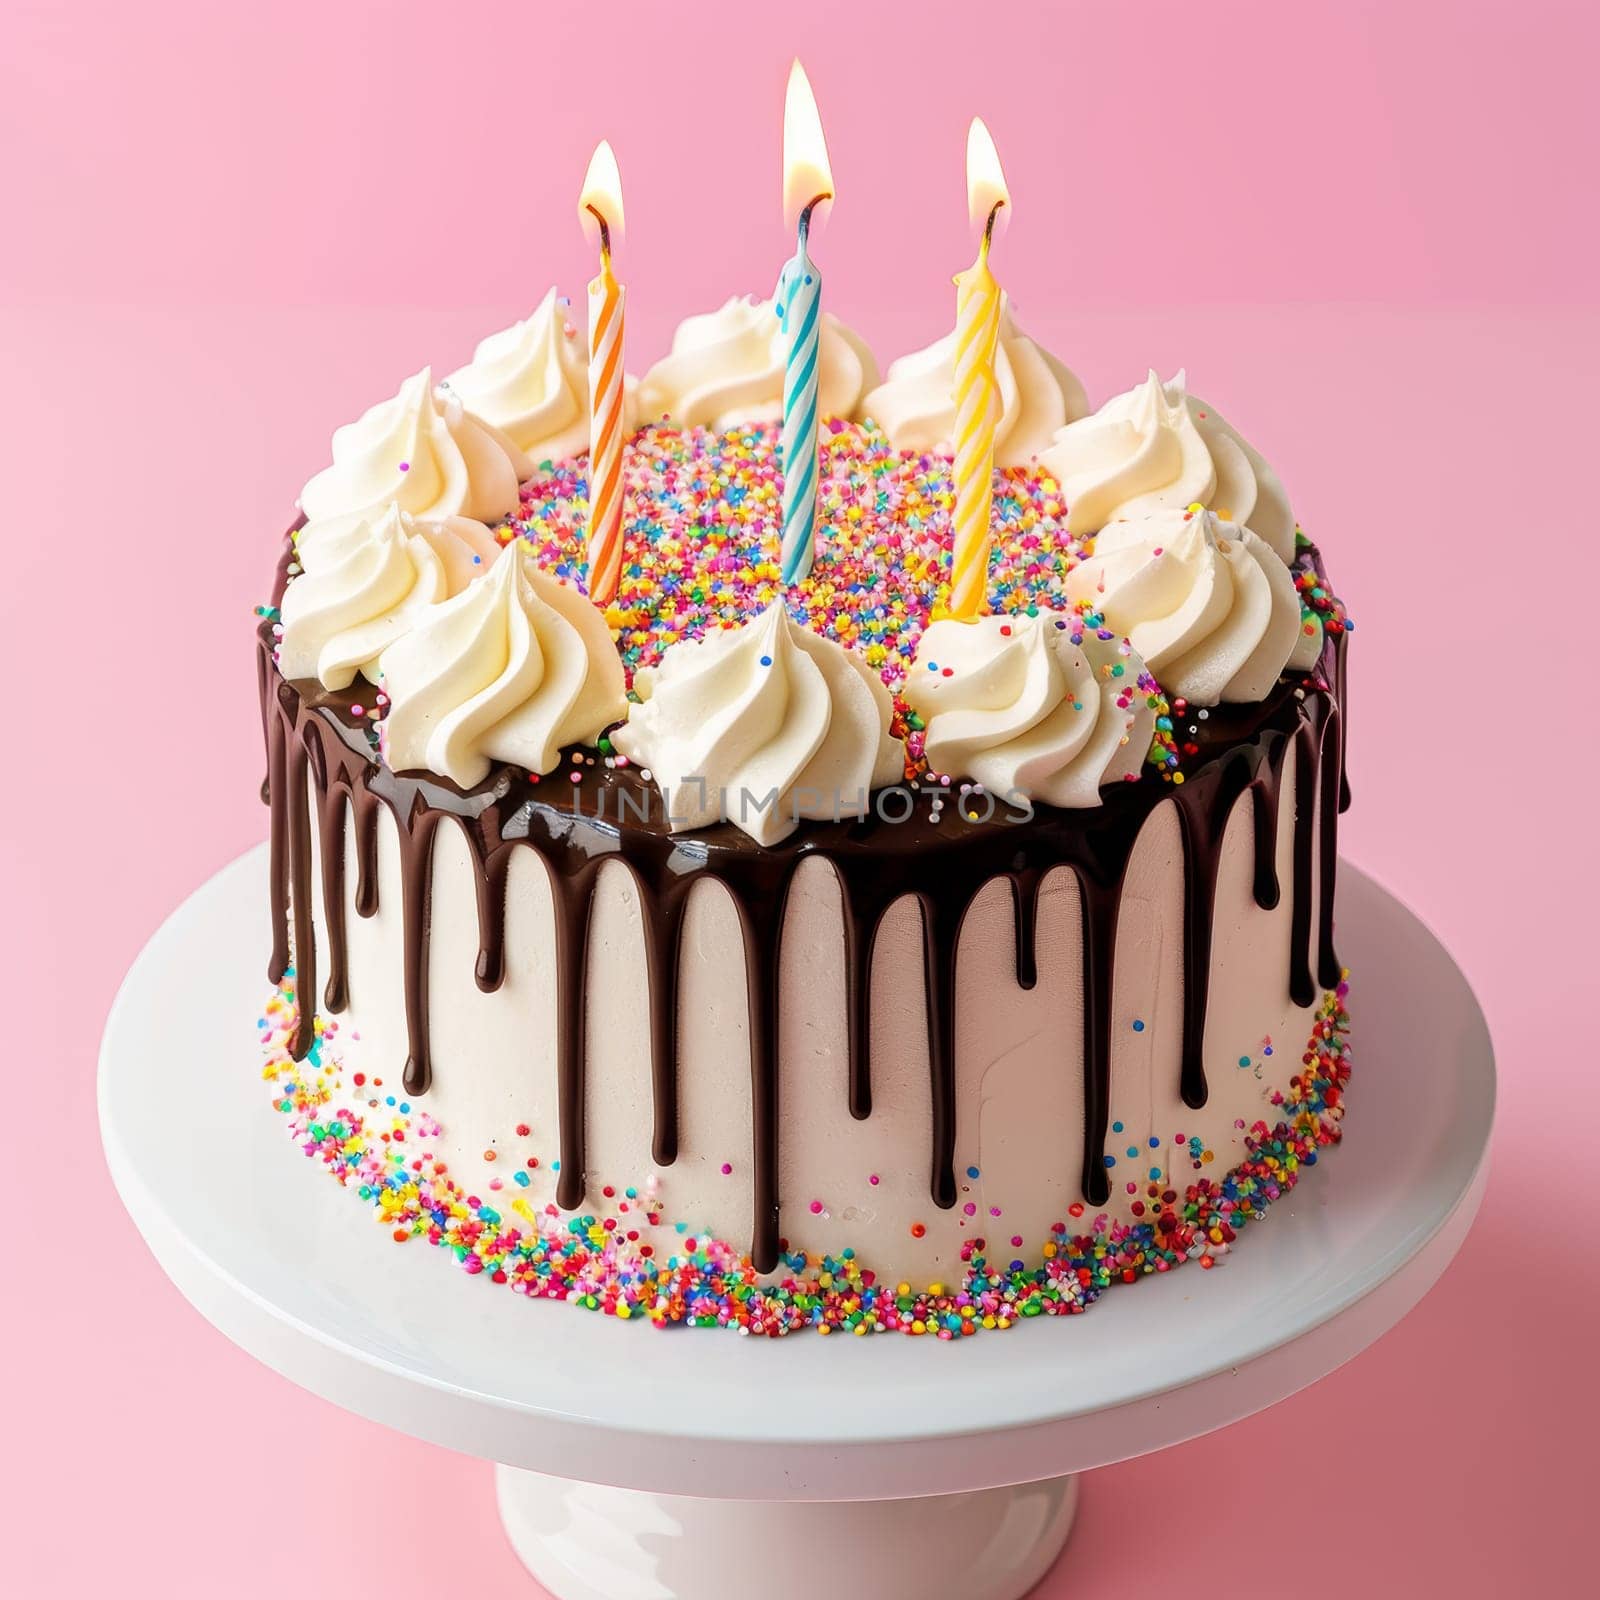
[256,299,1351,1337]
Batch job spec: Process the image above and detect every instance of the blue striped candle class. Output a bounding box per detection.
[775,207,823,586]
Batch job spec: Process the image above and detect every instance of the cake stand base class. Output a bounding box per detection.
[101,849,1494,1600]
[496,1466,1079,1600]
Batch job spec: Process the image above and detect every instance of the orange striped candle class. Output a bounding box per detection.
[579,140,627,606]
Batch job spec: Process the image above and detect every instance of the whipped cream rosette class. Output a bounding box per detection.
[300,367,531,530]
[1042,370,1296,562]
[277,504,466,691]
[294,506,500,594]
[636,296,878,431]
[904,612,1157,809]
[612,602,904,846]
[859,301,1088,467]
[1064,506,1314,705]
[379,539,626,787]
[444,287,638,464]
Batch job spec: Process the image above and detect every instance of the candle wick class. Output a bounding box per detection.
[981,200,1004,263]
[797,192,831,251]
[587,204,612,267]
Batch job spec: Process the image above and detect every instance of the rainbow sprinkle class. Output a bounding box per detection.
[259,974,1352,1339]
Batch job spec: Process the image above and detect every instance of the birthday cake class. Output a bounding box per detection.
[254,101,1350,1340]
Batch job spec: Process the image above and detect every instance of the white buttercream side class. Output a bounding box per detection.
[298,729,1325,1286]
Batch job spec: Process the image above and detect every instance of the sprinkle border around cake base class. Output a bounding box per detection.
[256,974,1352,1339]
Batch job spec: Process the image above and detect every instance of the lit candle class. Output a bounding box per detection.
[579,139,627,606]
[948,117,1010,620]
[775,60,834,586]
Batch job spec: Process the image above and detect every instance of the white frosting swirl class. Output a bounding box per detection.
[904,613,1155,809]
[379,540,627,787]
[277,504,456,690]
[859,301,1088,466]
[1064,508,1303,705]
[612,602,904,846]
[295,507,500,594]
[443,288,637,464]
[636,296,878,431]
[1288,607,1325,674]
[1041,370,1296,563]
[300,367,532,529]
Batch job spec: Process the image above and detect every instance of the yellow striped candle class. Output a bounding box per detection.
[579,140,627,606]
[948,118,1010,620]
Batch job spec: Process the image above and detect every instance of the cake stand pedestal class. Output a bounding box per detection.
[99,848,1493,1600]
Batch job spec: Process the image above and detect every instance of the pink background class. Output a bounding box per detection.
[5,1,1596,1593]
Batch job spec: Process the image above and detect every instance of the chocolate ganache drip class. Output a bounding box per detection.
[260,537,1347,1273]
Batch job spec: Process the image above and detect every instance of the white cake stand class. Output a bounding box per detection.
[99,847,1493,1600]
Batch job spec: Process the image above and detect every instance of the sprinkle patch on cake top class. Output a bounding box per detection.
[508,417,1093,691]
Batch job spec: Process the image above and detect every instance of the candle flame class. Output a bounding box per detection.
[965,117,1010,233]
[579,139,625,248]
[782,60,833,231]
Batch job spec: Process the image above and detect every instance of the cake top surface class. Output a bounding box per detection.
[481,416,1342,776]
[268,305,1350,841]
[508,416,1173,781]
[514,416,1085,682]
